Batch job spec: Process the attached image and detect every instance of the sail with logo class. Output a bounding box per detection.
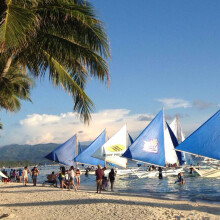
[92,125,128,168]
[74,130,106,167]
[45,134,78,166]
[122,110,179,167]
[176,109,220,161]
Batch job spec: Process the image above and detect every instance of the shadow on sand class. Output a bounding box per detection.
[1,185,220,215]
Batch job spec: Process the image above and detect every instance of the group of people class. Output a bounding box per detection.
[1,164,117,193]
[1,169,23,183]
[50,166,81,191]
[1,166,39,186]
[95,165,116,193]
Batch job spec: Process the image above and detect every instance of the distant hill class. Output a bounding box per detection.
[0,142,89,166]
[0,143,60,165]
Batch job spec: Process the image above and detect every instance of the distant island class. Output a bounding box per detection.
[0,143,87,168]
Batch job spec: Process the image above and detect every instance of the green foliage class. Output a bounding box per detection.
[0,160,33,168]
[0,57,33,111]
[0,0,110,123]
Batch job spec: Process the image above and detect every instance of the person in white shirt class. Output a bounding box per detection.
[22,166,29,186]
[68,166,76,191]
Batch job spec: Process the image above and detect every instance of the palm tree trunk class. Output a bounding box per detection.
[2,55,13,77]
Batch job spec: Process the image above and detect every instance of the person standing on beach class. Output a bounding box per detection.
[57,167,66,189]
[68,166,76,191]
[18,169,22,183]
[95,164,104,193]
[22,166,29,186]
[108,168,116,191]
[75,168,81,190]
[32,167,39,186]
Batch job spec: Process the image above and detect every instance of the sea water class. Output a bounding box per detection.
[6,164,220,203]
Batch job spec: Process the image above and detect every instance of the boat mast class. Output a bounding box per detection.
[162,107,166,167]
[76,134,78,168]
[104,128,107,168]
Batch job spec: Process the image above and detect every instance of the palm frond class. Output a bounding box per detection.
[43,50,94,123]
[0,0,38,53]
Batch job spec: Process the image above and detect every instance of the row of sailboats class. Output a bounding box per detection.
[45,109,220,178]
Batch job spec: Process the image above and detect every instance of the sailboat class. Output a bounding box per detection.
[122,110,183,178]
[91,125,139,175]
[45,134,78,166]
[92,124,128,168]
[74,130,106,167]
[176,109,220,177]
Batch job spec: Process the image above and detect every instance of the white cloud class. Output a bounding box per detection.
[156,98,191,109]
[2,109,155,145]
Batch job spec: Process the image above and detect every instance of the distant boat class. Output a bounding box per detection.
[45,134,78,166]
[92,124,128,168]
[74,130,106,167]
[122,110,180,167]
[176,110,220,177]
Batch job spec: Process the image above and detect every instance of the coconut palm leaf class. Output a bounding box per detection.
[0,57,33,112]
[0,0,37,53]
[0,0,110,123]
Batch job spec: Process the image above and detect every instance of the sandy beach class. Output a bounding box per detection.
[0,183,219,220]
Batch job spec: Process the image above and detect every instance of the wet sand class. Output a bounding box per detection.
[0,183,220,219]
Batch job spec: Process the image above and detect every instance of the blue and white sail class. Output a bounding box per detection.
[92,125,128,168]
[45,134,78,166]
[169,117,186,165]
[170,117,185,143]
[122,110,178,167]
[74,130,106,167]
[176,109,220,161]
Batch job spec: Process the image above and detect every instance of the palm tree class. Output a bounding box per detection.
[0,0,110,123]
[0,57,33,112]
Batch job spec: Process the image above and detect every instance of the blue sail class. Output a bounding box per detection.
[128,133,134,144]
[166,122,185,165]
[122,110,165,166]
[78,142,83,153]
[74,130,105,167]
[45,134,77,166]
[176,109,220,160]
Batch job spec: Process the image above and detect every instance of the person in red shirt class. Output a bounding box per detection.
[95,164,104,193]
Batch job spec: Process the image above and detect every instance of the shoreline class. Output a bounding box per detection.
[1,183,220,219]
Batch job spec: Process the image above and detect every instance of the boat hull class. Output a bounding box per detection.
[193,168,220,178]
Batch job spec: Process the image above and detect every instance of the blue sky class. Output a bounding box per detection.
[1,0,220,146]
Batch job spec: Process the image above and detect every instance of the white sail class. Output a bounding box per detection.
[0,171,8,178]
[164,122,179,165]
[92,125,127,168]
[170,117,185,143]
[169,117,189,164]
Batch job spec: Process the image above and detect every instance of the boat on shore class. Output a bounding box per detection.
[134,167,184,178]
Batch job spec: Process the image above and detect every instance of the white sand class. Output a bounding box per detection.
[0,183,220,220]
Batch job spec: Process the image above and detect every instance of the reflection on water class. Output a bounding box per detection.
[4,165,220,203]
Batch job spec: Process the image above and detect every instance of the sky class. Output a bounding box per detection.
[1,0,220,146]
